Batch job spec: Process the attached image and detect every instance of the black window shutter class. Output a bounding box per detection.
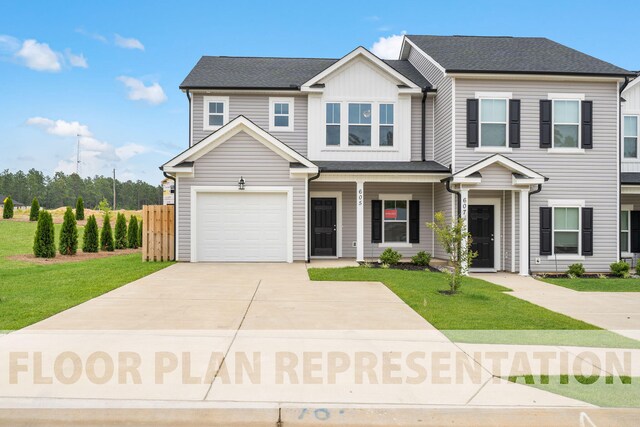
[540,207,552,255]
[509,99,521,148]
[581,100,593,149]
[409,200,420,243]
[540,100,552,148]
[372,200,382,243]
[582,207,593,256]
[467,99,479,148]
[631,211,640,253]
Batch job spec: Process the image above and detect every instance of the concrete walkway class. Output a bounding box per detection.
[474,272,640,340]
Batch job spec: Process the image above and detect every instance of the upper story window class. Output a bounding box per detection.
[379,104,394,147]
[269,97,294,132]
[624,115,639,159]
[553,100,580,148]
[480,99,507,147]
[553,207,580,255]
[348,103,372,146]
[326,103,341,146]
[203,96,229,131]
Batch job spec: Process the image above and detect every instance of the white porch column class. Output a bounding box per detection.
[459,187,469,274]
[356,180,365,262]
[519,188,530,276]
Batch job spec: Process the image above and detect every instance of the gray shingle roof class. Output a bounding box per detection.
[406,35,632,77]
[314,161,449,173]
[180,56,431,89]
[621,173,640,185]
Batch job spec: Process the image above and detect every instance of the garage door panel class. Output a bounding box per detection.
[195,192,288,262]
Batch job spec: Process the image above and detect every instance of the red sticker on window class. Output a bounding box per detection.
[384,209,397,219]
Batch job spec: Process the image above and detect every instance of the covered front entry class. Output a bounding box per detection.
[469,205,494,268]
[311,197,337,256]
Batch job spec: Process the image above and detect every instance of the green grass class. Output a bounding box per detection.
[508,376,639,408]
[541,277,640,292]
[0,220,172,330]
[308,267,640,348]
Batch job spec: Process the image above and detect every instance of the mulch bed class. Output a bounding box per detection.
[8,249,141,264]
[359,262,441,272]
[534,273,632,279]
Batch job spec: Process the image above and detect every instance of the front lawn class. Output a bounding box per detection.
[307,267,639,348]
[0,220,172,330]
[540,277,640,292]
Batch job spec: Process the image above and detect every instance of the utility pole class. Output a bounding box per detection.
[113,169,116,210]
[76,134,81,175]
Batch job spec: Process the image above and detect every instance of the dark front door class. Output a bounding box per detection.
[468,205,494,269]
[311,198,337,256]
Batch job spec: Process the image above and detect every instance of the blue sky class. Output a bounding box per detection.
[0,0,638,184]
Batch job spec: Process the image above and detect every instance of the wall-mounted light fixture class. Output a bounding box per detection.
[238,176,245,190]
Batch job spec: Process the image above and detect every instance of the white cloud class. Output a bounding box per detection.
[65,49,88,68]
[0,34,20,53]
[16,39,61,72]
[117,76,167,105]
[116,143,149,161]
[370,32,406,60]
[114,34,144,50]
[75,28,107,43]
[26,117,92,137]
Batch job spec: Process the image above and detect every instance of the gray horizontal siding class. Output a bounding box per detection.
[455,78,620,272]
[411,96,434,161]
[177,131,306,261]
[192,93,308,155]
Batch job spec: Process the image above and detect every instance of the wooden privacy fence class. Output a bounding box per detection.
[142,205,175,262]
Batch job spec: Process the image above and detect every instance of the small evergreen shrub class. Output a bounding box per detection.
[114,213,128,249]
[83,215,99,253]
[379,248,402,265]
[138,219,143,247]
[100,213,114,252]
[3,196,14,219]
[566,263,585,277]
[75,197,85,221]
[610,261,630,278]
[33,210,55,258]
[59,207,78,255]
[127,216,139,249]
[411,251,432,266]
[29,198,40,221]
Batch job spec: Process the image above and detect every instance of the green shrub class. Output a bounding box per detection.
[114,213,128,249]
[33,211,55,258]
[75,197,85,221]
[127,216,139,249]
[97,197,110,213]
[100,213,114,252]
[82,215,99,253]
[610,261,630,278]
[3,196,14,219]
[59,207,78,255]
[138,219,143,247]
[567,263,585,277]
[379,247,402,265]
[29,198,40,221]
[411,251,432,266]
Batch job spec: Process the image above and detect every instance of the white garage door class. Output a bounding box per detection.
[195,192,288,262]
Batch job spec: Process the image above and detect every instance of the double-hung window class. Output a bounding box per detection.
[621,210,630,253]
[479,99,507,147]
[348,103,372,146]
[553,100,580,148]
[269,98,294,132]
[383,200,408,243]
[553,207,580,254]
[326,103,341,146]
[624,115,639,159]
[203,96,229,130]
[379,104,394,147]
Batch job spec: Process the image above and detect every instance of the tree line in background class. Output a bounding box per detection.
[0,169,162,209]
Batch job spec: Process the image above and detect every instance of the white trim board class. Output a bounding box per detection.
[310,191,343,258]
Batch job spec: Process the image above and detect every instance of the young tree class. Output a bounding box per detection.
[100,212,114,252]
[428,212,478,294]
[83,215,99,253]
[33,211,55,258]
[127,216,139,249]
[59,207,78,255]
[2,196,14,219]
[75,196,85,220]
[29,197,40,221]
[138,219,143,247]
[114,213,128,249]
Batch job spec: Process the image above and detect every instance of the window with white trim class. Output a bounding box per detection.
[379,103,394,147]
[326,103,340,146]
[479,98,507,147]
[348,103,372,146]
[621,210,630,253]
[383,200,408,243]
[624,115,639,159]
[553,100,580,148]
[553,207,580,254]
[203,97,229,130]
[269,98,294,132]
